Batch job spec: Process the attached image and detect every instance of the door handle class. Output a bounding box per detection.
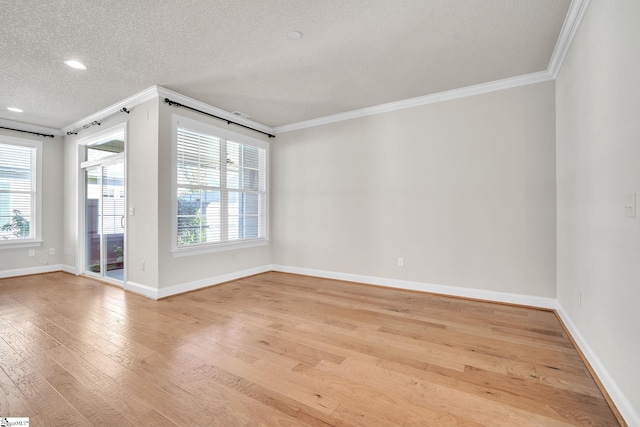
[121,215,125,228]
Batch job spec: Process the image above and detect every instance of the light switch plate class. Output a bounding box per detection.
[625,194,636,218]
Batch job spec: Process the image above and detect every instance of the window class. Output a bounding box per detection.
[0,136,42,247]
[174,116,268,252]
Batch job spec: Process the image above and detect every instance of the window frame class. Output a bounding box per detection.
[0,135,43,249]
[171,115,269,256]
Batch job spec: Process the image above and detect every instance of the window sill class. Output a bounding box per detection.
[0,240,43,250]
[171,239,270,257]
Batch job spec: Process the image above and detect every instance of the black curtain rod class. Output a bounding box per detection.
[164,98,275,138]
[66,107,130,135]
[0,126,55,138]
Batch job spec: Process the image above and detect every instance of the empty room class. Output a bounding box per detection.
[0,0,638,425]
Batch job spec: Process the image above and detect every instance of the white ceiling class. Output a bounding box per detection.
[0,0,571,130]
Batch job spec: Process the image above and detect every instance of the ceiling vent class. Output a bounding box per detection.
[231,111,250,119]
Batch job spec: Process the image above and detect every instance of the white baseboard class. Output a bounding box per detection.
[125,280,160,300]
[157,264,273,299]
[0,264,66,279]
[126,264,273,300]
[555,302,639,426]
[270,264,557,309]
[60,264,77,274]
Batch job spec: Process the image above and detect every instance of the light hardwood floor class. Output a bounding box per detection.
[0,271,623,426]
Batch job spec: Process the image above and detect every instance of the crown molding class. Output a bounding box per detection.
[274,71,554,134]
[273,1,591,135]
[60,86,160,135]
[157,87,275,137]
[548,0,591,77]
[60,85,275,138]
[0,118,63,137]
[53,1,589,138]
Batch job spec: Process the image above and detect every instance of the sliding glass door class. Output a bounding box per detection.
[80,124,126,285]
[85,161,125,281]
[85,160,125,281]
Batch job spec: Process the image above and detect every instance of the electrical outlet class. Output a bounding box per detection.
[141,261,145,271]
[49,248,55,255]
[398,257,404,267]
[28,249,35,257]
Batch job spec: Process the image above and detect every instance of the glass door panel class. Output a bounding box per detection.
[103,162,125,280]
[84,161,125,282]
[85,167,102,275]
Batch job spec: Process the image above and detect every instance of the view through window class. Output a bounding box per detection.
[0,138,39,243]
[176,125,267,249]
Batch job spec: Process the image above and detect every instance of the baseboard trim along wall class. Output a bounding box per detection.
[156,264,273,299]
[125,280,160,299]
[2,263,556,307]
[60,264,77,275]
[555,302,640,427]
[126,264,273,300]
[0,264,66,279]
[270,264,557,309]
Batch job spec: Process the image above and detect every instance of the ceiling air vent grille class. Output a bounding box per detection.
[231,111,250,119]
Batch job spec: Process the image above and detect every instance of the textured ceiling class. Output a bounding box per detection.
[0,0,571,130]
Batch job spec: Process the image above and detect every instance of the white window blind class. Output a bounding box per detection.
[176,126,267,248]
[0,140,38,242]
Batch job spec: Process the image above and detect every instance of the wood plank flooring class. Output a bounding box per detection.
[0,271,622,426]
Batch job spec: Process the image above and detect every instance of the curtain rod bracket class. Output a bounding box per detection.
[164,98,275,138]
[66,107,131,136]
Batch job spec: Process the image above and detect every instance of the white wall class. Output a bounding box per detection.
[155,102,272,289]
[61,97,273,296]
[62,126,78,270]
[125,99,161,289]
[556,0,640,421]
[272,81,557,297]
[62,98,160,288]
[0,129,63,273]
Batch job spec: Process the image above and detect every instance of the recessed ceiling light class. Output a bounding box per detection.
[7,107,23,113]
[287,31,302,40]
[64,60,87,70]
